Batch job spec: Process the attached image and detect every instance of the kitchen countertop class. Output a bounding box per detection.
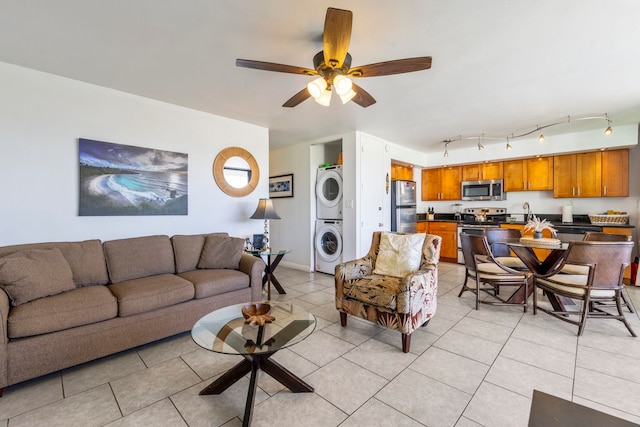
[415,213,634,228]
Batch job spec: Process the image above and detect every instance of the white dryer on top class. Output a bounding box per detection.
[316,165,343,219]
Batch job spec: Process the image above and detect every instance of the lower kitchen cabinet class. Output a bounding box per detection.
[428,222,457,262]
[416,221,428,233]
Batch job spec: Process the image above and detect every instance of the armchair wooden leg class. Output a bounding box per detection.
[401,333,411,353]
[340,312,347,327]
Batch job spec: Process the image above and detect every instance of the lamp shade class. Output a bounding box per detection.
[250,198,281,220]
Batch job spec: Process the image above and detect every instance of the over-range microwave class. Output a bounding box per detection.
[461,179,506,201]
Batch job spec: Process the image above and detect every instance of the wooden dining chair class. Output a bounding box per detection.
[560,232,635,313]
[533,240,635,336]
[458,233,532,312]
[484,228,527,270]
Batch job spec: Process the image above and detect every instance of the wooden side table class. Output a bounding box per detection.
[246,249,290,299]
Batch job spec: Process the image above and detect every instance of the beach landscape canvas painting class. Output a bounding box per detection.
[79,138,188,216]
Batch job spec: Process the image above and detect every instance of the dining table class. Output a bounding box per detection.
[498,238,571,311]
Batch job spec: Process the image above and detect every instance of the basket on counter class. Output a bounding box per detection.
[588,214,629,225]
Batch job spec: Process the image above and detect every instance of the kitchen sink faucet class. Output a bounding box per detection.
[523,202,532,221]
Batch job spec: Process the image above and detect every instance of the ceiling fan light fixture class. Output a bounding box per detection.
[339,88,356,104]
[314,88,332,106]
[307,77,327,99]
[333,75,353,96]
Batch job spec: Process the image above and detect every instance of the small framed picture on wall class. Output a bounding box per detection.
[269,174,294,198]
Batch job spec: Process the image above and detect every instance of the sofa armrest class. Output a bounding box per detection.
[0,288,8,344]
[396,265,438,314]
[239,253,266,301]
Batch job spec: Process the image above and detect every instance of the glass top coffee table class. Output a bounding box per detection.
[192,302,316,427]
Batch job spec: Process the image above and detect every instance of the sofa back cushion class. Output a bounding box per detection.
[0,248,76,305]
[171,232,228,273]
[197,235,245,270]
[104,235,175,283]
[0,239,108,287]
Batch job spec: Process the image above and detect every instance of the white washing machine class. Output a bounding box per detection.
[316,165,343,219]
[315,220,343,274]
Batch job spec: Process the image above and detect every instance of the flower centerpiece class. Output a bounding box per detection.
[524,215,557,239]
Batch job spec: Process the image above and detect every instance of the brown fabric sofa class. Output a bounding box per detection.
[0,232,265,394]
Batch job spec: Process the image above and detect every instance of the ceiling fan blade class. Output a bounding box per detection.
[348,57,432,77]
[236,59,316,76]
[323,8,352,68]
[351,83,376,108]
[282,87,312,108]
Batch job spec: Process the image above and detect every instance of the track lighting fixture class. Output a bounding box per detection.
[441,113,613,156]
[604,114,613,135]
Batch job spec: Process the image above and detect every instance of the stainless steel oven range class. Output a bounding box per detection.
[456,207,507,264]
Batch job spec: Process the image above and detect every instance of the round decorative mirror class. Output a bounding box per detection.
[213,147,260,197]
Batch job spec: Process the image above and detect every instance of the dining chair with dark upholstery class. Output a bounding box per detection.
[458,233,532,312]
[533,240,635,336]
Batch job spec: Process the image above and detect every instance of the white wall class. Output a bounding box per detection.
[0,62,269,246]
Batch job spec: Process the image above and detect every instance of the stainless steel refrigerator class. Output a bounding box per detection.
[391,180,417,232]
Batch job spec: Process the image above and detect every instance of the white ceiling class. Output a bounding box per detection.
[1,0,640,154]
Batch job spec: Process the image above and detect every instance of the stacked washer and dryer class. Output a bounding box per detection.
[315,165,343,274]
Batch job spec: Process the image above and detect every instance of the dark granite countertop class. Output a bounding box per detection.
[415,213,634,228]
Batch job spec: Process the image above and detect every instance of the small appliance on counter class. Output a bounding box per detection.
[391,180,417,233]
[562,204,573,223]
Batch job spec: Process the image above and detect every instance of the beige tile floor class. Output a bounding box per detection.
[3,262,640,426]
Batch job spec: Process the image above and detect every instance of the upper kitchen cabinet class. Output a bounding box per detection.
[503,157,553,192]
[391,164,414,181]
[601,149,629,197]
[421,166,462,201]
[553,152,601,198]
[462,162,503,181]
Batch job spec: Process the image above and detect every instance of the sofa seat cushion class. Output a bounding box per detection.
[108,274,195,317]
[179,269,250,299]
[7,286,118,339]
[342,274,401,310]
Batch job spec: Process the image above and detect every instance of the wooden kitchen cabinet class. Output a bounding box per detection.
[553,152,602,198]
[416,221,428,233]
[503,157,553,192]
[421,166,462,201]
[428,221,457,262]
[391,164,414,181]
[462,162,503,181]
[601,149,629,197]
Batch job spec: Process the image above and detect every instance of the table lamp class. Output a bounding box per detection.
[250,198,281,251]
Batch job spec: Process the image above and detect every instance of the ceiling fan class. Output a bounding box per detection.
[236,7,432,108]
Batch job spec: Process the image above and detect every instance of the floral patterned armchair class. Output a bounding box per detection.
[335,231,441,353]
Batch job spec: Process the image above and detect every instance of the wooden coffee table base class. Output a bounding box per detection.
[200,353,313,427]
